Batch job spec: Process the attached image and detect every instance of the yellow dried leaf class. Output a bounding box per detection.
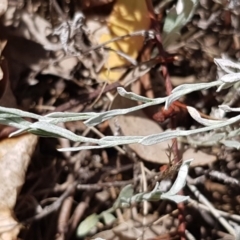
[99,0,151,82]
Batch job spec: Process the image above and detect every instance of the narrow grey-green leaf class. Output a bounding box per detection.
[214,58,240,73]
[44,112,97,123]
[164,159,192,196]
[166,81,220,108]
[45,112,97,118]
[84,100,163,126]
[117,87,157,103]
[220,140,240,150]
[187,106,224,126]
[0,117,31,129]
[28,121,100,143]
[171,81,220,93]
[161,194,189,203]
[140,113,240,146]
[58,135,144,152]
[0,106,44,119]
[9,127,31,137]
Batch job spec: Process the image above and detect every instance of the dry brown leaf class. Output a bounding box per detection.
[109,87,172,164]
[0,134,38,240]
[183,148,217,167]
[1,9,79,83]
[0,0,7,16]
[1,34,78,87]
[99,0,151,82]
[0,208,19,240]
[0,45,38,239]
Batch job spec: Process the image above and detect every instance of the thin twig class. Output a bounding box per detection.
[140,161,148,224]
[24,182,77,223]
[208,170,240,186]
[185,229,196,240]
[82,30,154,55]
[187,180,236,237]
[188,198,240,223]
[89,126,126,155]
[56,175,75,240]
[90,82,108,109]
[67,195,91,239]
[48,81,121,113]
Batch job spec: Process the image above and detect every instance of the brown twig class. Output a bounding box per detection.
[48,81,121,113]
[24,182,77,224]
[67,195,91,239]
[56,175,75,240]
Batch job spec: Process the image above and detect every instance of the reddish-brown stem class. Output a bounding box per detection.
[153,100,218,123]
[145,1,186,239]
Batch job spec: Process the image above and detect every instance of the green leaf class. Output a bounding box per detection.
[113,184,134,208]
[101,212,116,225]
[76,213,99,237]
[162,0,199,47]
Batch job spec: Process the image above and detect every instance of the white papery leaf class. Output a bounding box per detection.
[214,58,240,74]
[162,159,192,196]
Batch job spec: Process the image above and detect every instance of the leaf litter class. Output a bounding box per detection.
[0,0,240,240]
